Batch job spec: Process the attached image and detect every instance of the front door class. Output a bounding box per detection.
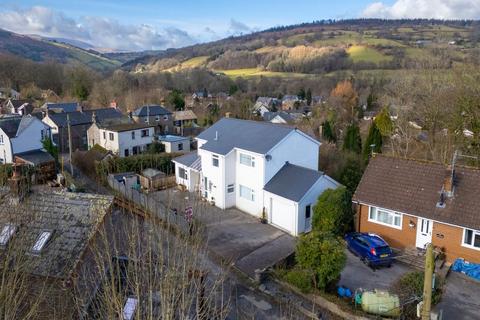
[416,218,433,249]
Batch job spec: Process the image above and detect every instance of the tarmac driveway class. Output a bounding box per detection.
[153,188,296,278]
[338,250,413,291]
[434,272,480,320]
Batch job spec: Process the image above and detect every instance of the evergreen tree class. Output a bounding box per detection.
[297,88,306,100]
[322,120,336,143]
[167,89,185,111]
[375,107,393,137]
[306,88,312,106]
[363,121,383,163]
[343,123,362,154]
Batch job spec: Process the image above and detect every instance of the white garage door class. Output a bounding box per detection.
[271,197,295,234]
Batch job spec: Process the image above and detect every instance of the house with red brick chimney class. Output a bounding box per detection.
[353,154,480,264]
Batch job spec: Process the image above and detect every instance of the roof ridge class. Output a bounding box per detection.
[218,117,295,130]
[373,153,480,171]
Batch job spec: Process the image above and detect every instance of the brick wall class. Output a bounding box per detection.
[357,204,480,264]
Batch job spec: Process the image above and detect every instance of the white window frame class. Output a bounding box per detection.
[368,206,402,230]
[109,132,114,141]
[462,228,480,251]
[141,129,149,137]
[239,185,255,202]
[0,224,16,246]
[156,115,160,122]
[212,155,219,167]
[239,153,255,167]
[227,184,235,193]
[178,167,187,180]
[163,115,169,121]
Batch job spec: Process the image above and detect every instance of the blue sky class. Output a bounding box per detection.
[0,0,477,51]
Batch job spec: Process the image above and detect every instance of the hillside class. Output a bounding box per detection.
[0,29,121,72]
[125,19,480,78]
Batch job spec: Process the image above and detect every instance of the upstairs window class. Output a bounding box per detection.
[155,115,160,122]
[109,133,114,141]
[212,155,219,167]
[239,153,255,167]
[131,131,135,140]
[0,224,16,246]
[103,131,106,139]
[463,229,480,250]
[141,129,149,137]
[32,231,52,253]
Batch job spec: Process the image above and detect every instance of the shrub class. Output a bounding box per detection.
[312,187,353,236]
[391,271,444,319]
[295,232,346,291]
[343,123,362,154]
[284,268,314,293]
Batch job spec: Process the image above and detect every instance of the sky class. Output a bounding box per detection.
[0,0,479,51]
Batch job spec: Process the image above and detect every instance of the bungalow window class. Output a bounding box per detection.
[463,229,480,250]
[32,231,52,253]
[141,129,149,137]
[212,155,219,167]
[239,153,255,167]
[227,184,235,193]
[239,185,255,202]
[368,206,402,229]
[109,133,114,141]
[0,224,16,246]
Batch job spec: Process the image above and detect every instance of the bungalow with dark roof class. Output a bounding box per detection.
[353,154,480,263]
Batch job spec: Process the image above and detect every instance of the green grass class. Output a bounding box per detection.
[347,45,392,63]
[181,56,209,68]
[215,68,311,78]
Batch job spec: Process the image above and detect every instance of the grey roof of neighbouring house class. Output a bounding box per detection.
[46,111,91,127]
[15,149,55,165]
[197,118,298,155]
[264,163,339,202]
[132,105,172,117]
[0,188,113,278]
[141,168,166,179]
[158,135,189,143]
[173,152,201,171]
[44,102,78,113]
[83,108,124,123]
[0,116,39,138]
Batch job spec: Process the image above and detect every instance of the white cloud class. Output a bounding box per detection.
[0,6,197,51]
[362,0,480,19]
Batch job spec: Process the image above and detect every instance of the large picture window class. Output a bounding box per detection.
[463,229,480,250]
[368,206,402,229]
[239,185,255,202]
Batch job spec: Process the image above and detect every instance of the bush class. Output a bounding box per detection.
[295,232,346,291]
[391,271,444,319]
[312,187,353,236]
[284,268,314,293]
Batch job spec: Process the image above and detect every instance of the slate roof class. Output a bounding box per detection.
[99,122,154,132]
[159,135,189,143]
[47,111,91,127]
[44,102,78,113]
[132,105,172,117]
[0,116,39,138]
[0,189,113,279]
[15,150,55,165]
[264,163,339,202]
[173,152,201,171]
[263,111,299,124]
[197,118,297,155]
[353,155,480,230]
[83,108,124,123]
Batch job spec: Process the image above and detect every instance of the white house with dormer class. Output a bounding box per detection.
[173,118,339,236]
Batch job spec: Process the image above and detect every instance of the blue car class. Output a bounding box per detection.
[345,232,394,269]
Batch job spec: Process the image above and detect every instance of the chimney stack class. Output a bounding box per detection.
[8,165,28,203]
[214,131,218,141]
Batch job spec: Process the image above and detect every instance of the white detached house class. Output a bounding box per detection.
[0,115,52,164]
[173,118,339,236]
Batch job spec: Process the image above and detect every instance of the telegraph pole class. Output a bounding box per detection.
[421,243,435,320]
[67,114,74,176]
